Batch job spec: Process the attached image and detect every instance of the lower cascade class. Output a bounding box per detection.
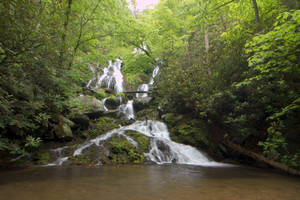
[49,120,228,167]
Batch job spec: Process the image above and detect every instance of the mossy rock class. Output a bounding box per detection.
[35,151,54,165]
[68,145,108,165]
[54,124,73,141]
[97,117,120,134]
[107,135,145,164]
[92,89,107,100]
[105,95,121,110]
[125,131,150,152]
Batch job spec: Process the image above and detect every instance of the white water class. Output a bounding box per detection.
[136,84,149,98]
[136,64,160,97]
[51,59,228,167]
[149,65,160,85]
[97,59,123,93]
[102,98,108,111]
[52,120,228,167]
[119,100,135,120]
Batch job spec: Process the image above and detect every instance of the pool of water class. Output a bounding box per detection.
[0,164,299,200]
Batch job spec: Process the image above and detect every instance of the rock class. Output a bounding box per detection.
[103,110,121,118]
[51,115,76,129]
[60,116,76,129]
[68,113,90,128]
[69,95,105,119]
[54,124,73,141]
[105,97,121,110]
[133,99,150,112]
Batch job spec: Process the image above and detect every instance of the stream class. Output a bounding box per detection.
[0,164,299,200]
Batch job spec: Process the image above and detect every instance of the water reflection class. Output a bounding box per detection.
[0,165,299,200]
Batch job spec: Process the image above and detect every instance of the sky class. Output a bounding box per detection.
[127,0,160,11]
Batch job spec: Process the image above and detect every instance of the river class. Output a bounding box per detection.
[0,164,299,200]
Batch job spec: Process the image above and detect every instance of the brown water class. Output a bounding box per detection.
[0,164,299,200]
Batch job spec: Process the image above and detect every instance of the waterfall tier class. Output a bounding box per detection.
[49,120,229,167]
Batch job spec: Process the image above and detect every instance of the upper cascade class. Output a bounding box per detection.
[98,59,123,93]
[136,64,160,98]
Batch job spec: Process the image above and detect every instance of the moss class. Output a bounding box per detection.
[109,135,133,154]
[68,145,102,165]
[36,151,53,165]
[110,154,129,164]
[93,89,107,100]
[97,117,119,134]
[126,131,150,152]
[69,154,91,165]
[107,135,146,164]
[128,149,145,163]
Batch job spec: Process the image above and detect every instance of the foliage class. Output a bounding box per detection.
[25,136,42,148]
[151,0,299,167]
[0,0,132,157]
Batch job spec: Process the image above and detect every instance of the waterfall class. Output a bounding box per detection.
[49,120,229,167]
[149,65,160,85]
[136,84,149,98]
[119,100,135,120]
[102,98,108,111]
[47,58,230,167]
[136,64,160,97]
[97,59,123,93]
[86,65,96,88]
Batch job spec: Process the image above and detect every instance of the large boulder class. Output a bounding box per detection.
[54,124,73,141]
[103,110,121,118]
[105,97,121,110]
[133,98,150,113]
[69,95,105,119]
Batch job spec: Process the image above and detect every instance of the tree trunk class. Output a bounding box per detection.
[59,0,73,68]
[224,140,300,176]
[205,27,211,76]
[252,0,260,31]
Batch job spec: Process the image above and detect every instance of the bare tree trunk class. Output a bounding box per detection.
[59,0,72,68]
[205,27,211,76]
[252,0,260,31]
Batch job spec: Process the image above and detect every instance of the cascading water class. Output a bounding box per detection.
[136,84,149,98]
[47,59,229,167]
[97,59,123,93]
[49,120,228,167]
[120,100,135,120]
[136,64,160,97]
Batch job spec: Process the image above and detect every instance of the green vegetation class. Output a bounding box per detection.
[0,0,299,170]
[109,135,145,164]
[126,131,150,152]
[149,0,299,168]
[97,117,120,134]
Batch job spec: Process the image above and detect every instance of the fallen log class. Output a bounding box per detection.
[123,91,151,94]
[224,140,300,176]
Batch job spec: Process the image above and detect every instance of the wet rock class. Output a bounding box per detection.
[156,140,170,153]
